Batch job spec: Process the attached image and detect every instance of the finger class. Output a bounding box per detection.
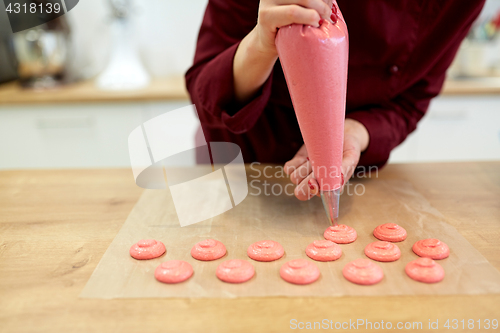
[284,145,308,175]
[294,173,318,201]
[289,159,312,185]
[266,5,322,28]
[275,0,331,20]
[321,0,334,15]
[341,145,360,185]
[309,177,321,197]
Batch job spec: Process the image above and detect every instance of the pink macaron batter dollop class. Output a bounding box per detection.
[364,241,401,262]
[280,259,321,285]
[306,240,342,262]
[216,259,255,284]
[191,239,227,261]
[405,258,445,283]
[129,239,166,260]
[247,240,285,262]
[155,260,193,284]
[342,258,384,285]
[324,224,357,244]
[412,238,450,260]
[373,223,407,242]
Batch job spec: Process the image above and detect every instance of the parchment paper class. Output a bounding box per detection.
[81,176,500,298]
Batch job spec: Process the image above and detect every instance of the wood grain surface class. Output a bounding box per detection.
[0,77,188,105]
[0,163,499,333]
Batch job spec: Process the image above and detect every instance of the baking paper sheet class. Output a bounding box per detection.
[81,175,500,298]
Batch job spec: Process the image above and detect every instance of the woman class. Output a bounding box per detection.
[185,0,484,200]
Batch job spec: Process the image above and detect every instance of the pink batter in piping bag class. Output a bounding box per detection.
[276,1,348,225]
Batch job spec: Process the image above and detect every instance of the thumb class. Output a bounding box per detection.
[341,145,360,186]
[284,145,308,175]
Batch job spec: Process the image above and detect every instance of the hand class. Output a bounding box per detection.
[284,118,370,200]
[233,0,333,102]
[255,0,333,55]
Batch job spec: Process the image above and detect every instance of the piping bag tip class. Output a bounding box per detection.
[321,189,341,226]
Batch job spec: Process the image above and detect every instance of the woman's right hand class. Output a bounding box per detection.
[234,0,333,102]
[256,0,333,55]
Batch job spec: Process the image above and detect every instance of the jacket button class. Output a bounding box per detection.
[390,65,399,74]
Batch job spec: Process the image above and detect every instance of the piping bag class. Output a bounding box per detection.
[276,2,348,225]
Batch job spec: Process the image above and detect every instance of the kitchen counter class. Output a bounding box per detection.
[0,76,500,105]
[0,162,499,332]
[0,77,188,105]
[442,76,500,95]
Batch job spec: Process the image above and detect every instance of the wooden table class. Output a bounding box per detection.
[0,163,499,332]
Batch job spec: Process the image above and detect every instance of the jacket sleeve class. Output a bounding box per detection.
[185,0,274,134]
[346,1,484,168]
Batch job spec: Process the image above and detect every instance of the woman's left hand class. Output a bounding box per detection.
[284,118,370,200]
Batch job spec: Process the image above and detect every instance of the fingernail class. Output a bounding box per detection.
[318,19,324,26]
[306,157,310,161]
[331,4,338,23]
[341,172,344,185]
[307,179,316,195]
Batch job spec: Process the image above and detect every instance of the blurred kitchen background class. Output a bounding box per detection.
[0,0,499,169]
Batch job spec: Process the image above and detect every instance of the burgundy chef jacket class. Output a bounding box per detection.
[185,0,484,168]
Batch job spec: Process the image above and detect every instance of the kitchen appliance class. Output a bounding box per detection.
[0,36,18,84]
[12,19,71,89]
[96,0,150,90]
[0,1,18,83]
